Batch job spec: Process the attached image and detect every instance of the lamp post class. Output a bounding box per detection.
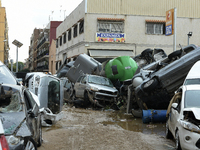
[12,39,23,73]
[187,32,192,45]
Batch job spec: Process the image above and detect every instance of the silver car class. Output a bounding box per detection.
[73,74,118,107]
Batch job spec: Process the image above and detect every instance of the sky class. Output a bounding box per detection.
[1,0,83,62]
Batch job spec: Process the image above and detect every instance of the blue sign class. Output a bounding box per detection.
[165,24,172,36]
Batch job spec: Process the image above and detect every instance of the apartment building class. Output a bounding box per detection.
[0,1,9,66]
[29,28,42,71]
[56,0,200,71]
[30,21,61,72]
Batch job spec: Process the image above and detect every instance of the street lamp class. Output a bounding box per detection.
[187,32,192,45]
[12,39,23,73]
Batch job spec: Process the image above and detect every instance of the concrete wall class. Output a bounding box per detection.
[87,0,200,18]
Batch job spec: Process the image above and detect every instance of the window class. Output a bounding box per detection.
[79,20,84,34]
[68,29,71,41]
[73,25,78,38]
[146,23,165,35]
[60,36,62,46]
[63,33,66,43]
[56,39,58,48]
[98,21,124,33]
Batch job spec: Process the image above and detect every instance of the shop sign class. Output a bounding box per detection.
[96,33,125,42]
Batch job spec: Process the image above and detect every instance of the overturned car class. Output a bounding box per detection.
[130,44,199,110]
[25,72,63,126]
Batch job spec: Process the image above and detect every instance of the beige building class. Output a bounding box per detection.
[56,0,200,70]
[0,1,9,66]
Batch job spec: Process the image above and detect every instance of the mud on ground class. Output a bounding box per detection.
[38,106,175,150]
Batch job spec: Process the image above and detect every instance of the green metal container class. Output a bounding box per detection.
[105,56,138,81]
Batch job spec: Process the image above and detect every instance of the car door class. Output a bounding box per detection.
[78,75,87,98]
[169,96,182,134]
[63,79,72,100]
[23,89,40,141]
[74,76,84,98]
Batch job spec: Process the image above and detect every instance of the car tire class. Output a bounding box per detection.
[175,130,181,150]
[143,78,158,92]
[141,48,153,57]
[24,137,37,150]
[168,50,182,60]
[37,123,42,147]
[166,119,173,139]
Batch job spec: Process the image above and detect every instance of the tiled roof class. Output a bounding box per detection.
[97,18,125,21]
[145,20,166,23]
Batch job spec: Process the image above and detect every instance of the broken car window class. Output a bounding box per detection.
[0,85,21,112]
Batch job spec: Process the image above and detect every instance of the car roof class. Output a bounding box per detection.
[182,84,200,91]
[185,60,200,80]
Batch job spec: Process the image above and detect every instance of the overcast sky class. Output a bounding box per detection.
[1,0,83,62]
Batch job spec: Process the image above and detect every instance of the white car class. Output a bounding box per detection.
[166,85,200,150]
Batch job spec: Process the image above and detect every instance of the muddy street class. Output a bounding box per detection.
[38,106,175,150]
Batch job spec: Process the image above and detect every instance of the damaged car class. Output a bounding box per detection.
[166,85,200,150]
[133,48,167,68]
[133,44,198,110]
[73,74,118,108]
[24,72,63,126]
[0,84,42,149]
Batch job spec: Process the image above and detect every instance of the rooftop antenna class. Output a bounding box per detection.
[60,5,62,21]
[51,11,54,21]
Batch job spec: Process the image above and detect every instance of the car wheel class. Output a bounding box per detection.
[24,137,37,150]
[166,119,173,139]
[168,50,182,60]
[37,123,42,147]
[143,78,158,92]
[175,130,181,150]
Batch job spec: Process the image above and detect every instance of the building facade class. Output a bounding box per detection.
[0,1,9,66]
[29,28,42,71]
[35,21,62,72]
[56,0,200,71]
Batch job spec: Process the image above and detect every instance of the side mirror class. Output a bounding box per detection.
[171,103,178,109]
[28,109,35,118]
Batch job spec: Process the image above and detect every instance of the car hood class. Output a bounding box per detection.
[0,112,31,136]
[183,107,200,120]
[88,83,118,93]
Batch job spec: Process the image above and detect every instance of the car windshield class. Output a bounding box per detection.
[0,64,17,85]
[88,75,113,87]
[184,90,200,108]
[0,85,22,113]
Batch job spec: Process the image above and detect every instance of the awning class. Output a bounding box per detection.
[89,50,134,58]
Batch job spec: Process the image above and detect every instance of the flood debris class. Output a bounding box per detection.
[127,44,200,116]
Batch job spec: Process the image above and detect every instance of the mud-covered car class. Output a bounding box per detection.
[166,85,200,150]
[0,84,42,150]
[134,44,198,109]
[73,74,118,107]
